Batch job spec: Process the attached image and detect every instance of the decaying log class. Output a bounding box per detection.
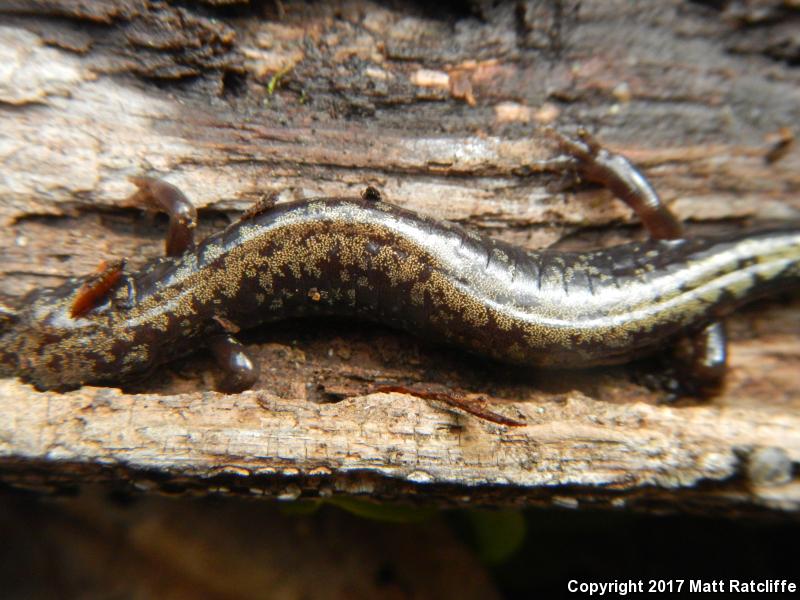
[1,0,799,515]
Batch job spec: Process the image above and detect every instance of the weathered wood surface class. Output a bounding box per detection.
[1,0,799,514]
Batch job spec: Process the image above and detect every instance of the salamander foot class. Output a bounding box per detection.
[208,334,260,393]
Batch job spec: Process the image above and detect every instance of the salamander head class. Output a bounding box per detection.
[0,275,142,391]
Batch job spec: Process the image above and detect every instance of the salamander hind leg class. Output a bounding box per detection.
[673,320,728,398]
[544,128,684,240]
[641,321,728,400]
[208,334,260,393]
[127,177,198,256]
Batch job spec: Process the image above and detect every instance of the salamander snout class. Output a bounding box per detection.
[0,303,21,377]
[0,280,124,391]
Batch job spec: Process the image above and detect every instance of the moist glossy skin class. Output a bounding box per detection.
[2,131,800,395]
[1,196,799,391]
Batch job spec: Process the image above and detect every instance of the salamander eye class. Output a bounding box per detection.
[361,186,382,202]
[111,276,138,310]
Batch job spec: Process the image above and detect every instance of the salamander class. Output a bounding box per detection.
[1,130,798,400]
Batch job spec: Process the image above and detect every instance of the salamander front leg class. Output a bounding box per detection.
[208,334,260,393]
[544,128,684,241]
[127,177,198,256]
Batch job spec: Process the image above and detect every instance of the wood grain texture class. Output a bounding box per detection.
[1,0,799,514]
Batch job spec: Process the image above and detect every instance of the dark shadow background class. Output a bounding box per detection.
[1,487,796,599]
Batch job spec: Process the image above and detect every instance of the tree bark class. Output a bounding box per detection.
[1,0,799,515]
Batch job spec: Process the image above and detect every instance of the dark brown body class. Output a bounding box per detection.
[2,132,800,397]
[1,196,799,391]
